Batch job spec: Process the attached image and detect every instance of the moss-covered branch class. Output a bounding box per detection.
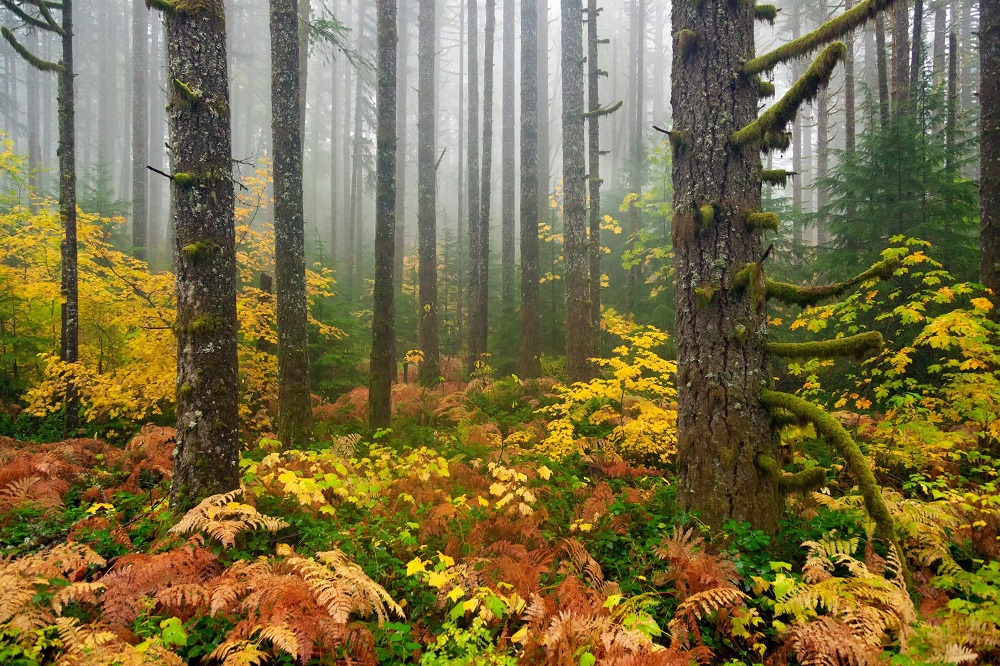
[765,331,884,360]
[747,212,780,231]
[582,100,623,118]
[759,389,907,585]
[754,4,778,24]
[733,43,845,147]
[0,27,63,72]
[766,257,897,307]
[758,455,827,494]
[0,0,57,32]
[32,0,62,33]
[756,78,776,98]
[744,0,899,75]
[761,169,794,186]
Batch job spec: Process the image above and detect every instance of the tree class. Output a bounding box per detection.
[394,2,408,295]
[501,0,516,307]
[625,0,645,313]
[417,0,439,384]
[270,0,313,448]
[519,0,542,378]
[369,0,397,430]
[982,0,999,301]
[465,0,481,371]
[133,0,149,262]
[1,0,79,434]
[562,0,590,382]
[672,0,906,560]
[153,0,241,509]
[471,0,496,367]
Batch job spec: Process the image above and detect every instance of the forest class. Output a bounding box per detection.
[0,0,996,663]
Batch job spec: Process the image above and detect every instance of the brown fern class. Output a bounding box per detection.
[169,489,288,548]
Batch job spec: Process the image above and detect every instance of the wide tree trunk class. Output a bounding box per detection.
[891,0,909,111]
[164,0,241,509]
[369,0,397,430]
[271,0,313,448]
[519,0,542,378]
[133,0,149,261]
[562,0,590,382]
[910,0,923,92]
[501,0,516,307]
[671,0,781,530]
[981,0,999,300]
[465,0,481,371]
[417,0,440,384]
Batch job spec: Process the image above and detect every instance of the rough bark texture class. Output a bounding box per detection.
[845,0,856,156]
[417,0,440,385]
[59,1,79,434]
[369,0,397,430]
[587,0,603,349]
[909,0,923,93]
[394,2,408,293]
[625,0,645,312]
[562,0,590,382]
[26,30,40,213]
[876,14,890,123]
[536,0,549,212]
[465,0,481,371]
[671,0,781,530]
[519,0,542,378]
[891,0,909,111]
[471,0,495,364]
[164,0,241,510]
[981,0,999,301]
[501,0,516,306]
[132,0,149,261]
[271,0,313,448]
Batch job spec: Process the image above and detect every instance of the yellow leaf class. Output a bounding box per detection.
[537,465,552,480]
[406,557,427,576]
[437,552,455,567]
[428,571,450,589]
[511,626,528,643]
[446,586,465,603]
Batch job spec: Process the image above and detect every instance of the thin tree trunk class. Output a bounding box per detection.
[58,1,79,434]
[519,0,542,378]
[473,0,495,363]
[26,30,40,212]
[394,3,408,293]
[910,0,923,92]
[626,0,645,313]
[876,14,890,124]
[271,0,313,448]
[298,0,309,141]
[587,0,604,350]
[329,0,339,255]
[457,0,465,341]
[501,0,516,306]
[845,0,856,157]
[562,0,590,382]
[892,0,909,111]
[537,0,549,211]
[466,0,481,371]
[417,0,440,384]
[369,0,397,429]
[149,19,164,263]
[133,0,149,261]
[946,31,957,170]
[816,0,830,245]
[981,0,999,300]
[347,0,367,296]
[163,0,241,509]
[791,3,803,251]
[933,6,946,84]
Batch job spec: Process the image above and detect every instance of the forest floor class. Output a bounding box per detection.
[0,371,998,665]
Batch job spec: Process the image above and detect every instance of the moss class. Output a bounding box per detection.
[694,285,717,309]
[668,130,690,156]
[757,455,824,493]
[734,324,748,344]
[731,262,765,310]
[1,28,64,73]
[190,313,222,335]
[756,78,777,98]
[762,131,792,152]
[754,4,778,24]
[696,203,716,229]
[678,29,698,57]
[178,383,193,400]
[182,240,221,261]
[745,0,898,75]
[766,257,898,307]
[673,211,696,245]
[761,169,792,186]
[746,211,780,231]
[765,331,884,360]
[172,78,202,110]
[733,43,846,147]
[173,172,196,188]
[760,389,909,587]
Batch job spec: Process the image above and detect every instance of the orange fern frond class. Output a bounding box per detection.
[169,489,288,548]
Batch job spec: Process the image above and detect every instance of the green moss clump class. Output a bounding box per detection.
[678,29,697,56]
[754,4,778,24]
[765,331,884,360]
[733,43,846,147]
[734,324,748,344]
[746,211,780,231]
[766,257,898,307]
[178,383,193,400]
[172,78,202,109]
[668,130,690,156]
[173,172,196,188]
[696,204,716,229]
[694,285,717,309]
[761,169,792,186]
[189,313,222,336]
[182,240,221,261]
[757,455,824,493]
[762,131,792,152]
[756,78,777,98]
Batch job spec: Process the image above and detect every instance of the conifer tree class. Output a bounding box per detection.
[149,0,241,509]
[270,0,313,447]
[982,0,999,302]
[672,0,907,575]
[471,0,496,366]
[1,0,78,434]
[417,0,440,384]
[501,0,516,307]
[519,0,543,378]
[132,0,149,262]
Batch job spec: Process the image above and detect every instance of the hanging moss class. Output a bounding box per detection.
[695,285,717,308]
[669,130,691,156]
[759,389,909,587]
[731,262,765,309]
[766,257,897,307]
[765,331,884,360]
[754,4,779,24]
[744,0,899,74]
[758,455,827,494]
[761,131,792,152]
[172,79,202,109]
[761,169,792,186]
[696,204,716,229]
[747,211,780,231]
[733,43,845,147]
[756,78,777,98]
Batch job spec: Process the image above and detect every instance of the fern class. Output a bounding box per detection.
[169,489,288,548]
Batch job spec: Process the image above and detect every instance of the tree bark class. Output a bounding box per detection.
[501,0,516,307]
[981,0,999,300]
[933,6,946,84]
[347,0,367,296]
[394,2,408,293]
[519,0,542,378]
[417,0,440,384]
[910,0,923,92]
[946,31,957,170]
[26,29,40,212]
[472,0,496,365]
[562,0,590,382]
[329,0,339,255]
[132,0,149,261]
[587,0,603,351]
[59,1,79,434]
[845,0,856,157]
[466,0,482,371]
[536,0,549,212]
[876,13,890,124]
[626,0,645,313]
[164,0,241,509]
[456,0,465,341]
[271,0,313,448]
[891,0,909,111]
[369,0,397,430]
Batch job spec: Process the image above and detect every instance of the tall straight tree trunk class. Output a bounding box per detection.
[562,0,590,382]
[149,20,164,262]
[625,0,645,313]
[946,31,957,170]
[501,0,516,307]
[58,1,79,434]
[587,0,604,348]
[417,0,440,384]
[845,0,856,156]
[791,3,803,249]
[980,0,999,300]
[933,6,946,83]
[369,0,397,429]
[456,0,466,340]
[329,1,339,254]
[892,0,909,111]
[162,0,241,509]
[473,0,496,363]
[959,0,972,114]
[876,14,890,123]
[394,3,408,293]
[816,0,830,245]
[271,0,313,448]
[466,0,481,370]
[537,0,549,209]
[298,0,309,142]
[519,0,542,378]
[133,0,149,261]
[26,30,40,212]
[341,41,353,259]
[910,0,923,91]
[347,0,367,296]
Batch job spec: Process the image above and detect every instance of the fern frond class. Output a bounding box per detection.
[208,639,269,666]
[170,489,288,548]
[51,581,106,615]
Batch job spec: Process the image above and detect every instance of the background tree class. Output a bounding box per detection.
[132,0,148,262]
[471,0,495,367]
[982,0,999,302]
[417,0,439,384]
[519,0,542,379]
[500,0,515,308]
[271,0,312,448]
[465,0,481,371]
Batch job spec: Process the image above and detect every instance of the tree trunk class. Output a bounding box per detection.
[58,1,79,434]
[876,14,890,124]
[587,0,603,351]
[910,0,923,92]
[537,0,549,212]
[132,0,149,261]
[271,0,313,448]
[845,0,856,157]
[671,0,781,530]
[329,0,339,254]
[347,0,367,296]
[816,0,830,245]
[369,0,397,430]
[933,6,946,83]
[891,0,909,111]
[946,31,957,170]
[519,0,542,378]
[980,0,999,300]
[164,0,241,509]
[149,21,165,263]
[791,3,803,250]
[417,0,440,384]
[394,3,408,294]
[501,0,516,307]
[26,30,40,212]
[298,0,309,142]
[562,0,590,382]
[472,0,496,365]
[466,0,481,371]
[456,0,465,341]
[626,0,645,313]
